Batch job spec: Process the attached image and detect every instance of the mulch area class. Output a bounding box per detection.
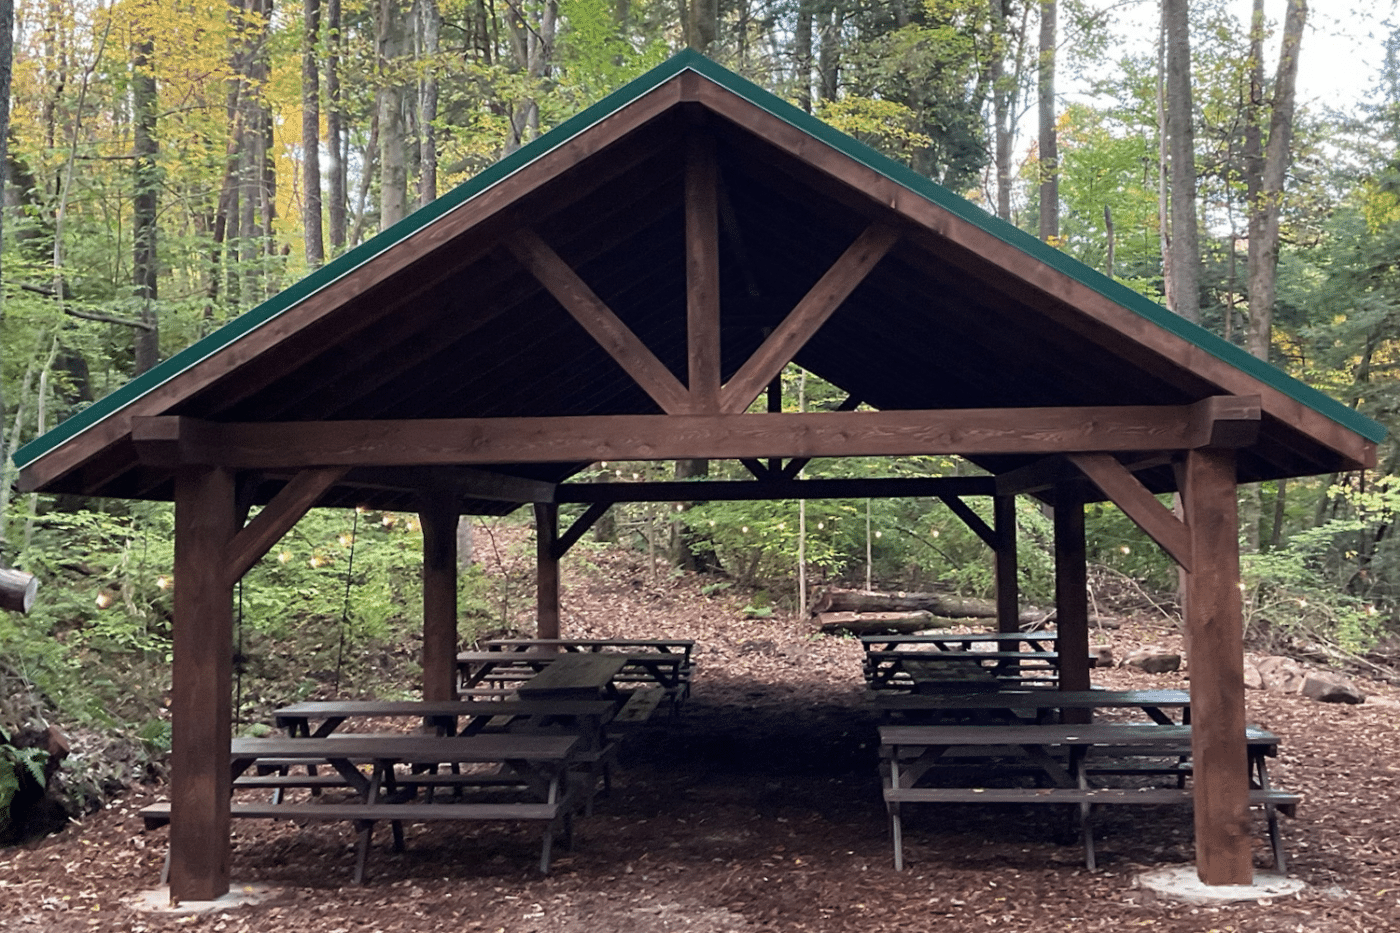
[4,542,1400,932]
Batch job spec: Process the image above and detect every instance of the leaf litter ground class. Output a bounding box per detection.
[3,535,1400,932]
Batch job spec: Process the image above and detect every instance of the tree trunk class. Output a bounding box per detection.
[794,0,813,113]
[377,0,408,229]
[415,0,441,207]
[326,0,347,251]
[0,0,12,454]
[818,7,839,102]
[302,0,325,268]
[1163,0,1200,322]
[1037,0,1058,241]
[989,0,1013,220]
[132,36,159,373]
[686,0,717,53]
[1247,0,1305,363]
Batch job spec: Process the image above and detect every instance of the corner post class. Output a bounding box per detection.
[419,496,459,701]
[1179,448,1252,885]
[169,466,237,902]
[994,494,1019,634]
[535,502,561,639]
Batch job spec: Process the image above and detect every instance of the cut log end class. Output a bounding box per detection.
[0,569,39,614]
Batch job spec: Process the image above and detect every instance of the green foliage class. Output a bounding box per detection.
[0,727,49,835]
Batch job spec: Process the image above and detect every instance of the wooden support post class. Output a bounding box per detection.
[169,466,237,902]
[686,132,721,413]
[994,495,1019,635]
[419,496,458,702]
[1179,448,1252,885]
[1052,491,1092,723]
[535,502,561,639]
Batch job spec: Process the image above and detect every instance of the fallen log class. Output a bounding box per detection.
[816,611,955,635]
[0,568,38,614]
[812,588,998,618]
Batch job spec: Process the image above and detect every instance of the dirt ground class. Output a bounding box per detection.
[4,542,1400,932]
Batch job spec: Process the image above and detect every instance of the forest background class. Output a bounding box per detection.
[3,0,1400,826]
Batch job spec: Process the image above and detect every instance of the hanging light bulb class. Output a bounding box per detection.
[95,592,114,609]
[156,576,170,590]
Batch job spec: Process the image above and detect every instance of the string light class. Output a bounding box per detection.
[278,551,291,564]
[310,555,325,568]
[156,576,170,590]
[1120,546,1131,555]
[95,592,113,609]
[381,513,396,527]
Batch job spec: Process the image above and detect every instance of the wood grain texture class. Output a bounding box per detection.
[993,495,1020,634]
[169,466,236,902]
[686,132,722,412]
[18,80,690,493]
[1069,453,1193,571]
[535,503,561,639]
[557,475,997,503]
[225,467,348,585]
[134,404,1242,469]
[720,224,898,414]
[419,495,459,702]
[683,76,1374,469]
[1052,494,1093,717]
[1179,447,1253,885]
[506,227,690,415]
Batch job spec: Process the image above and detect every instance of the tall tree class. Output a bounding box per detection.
[0,0,14,449]
[1163,0,1201,322]
[415,0,441,206]
[132,33,160,373]
[378,0,408,229]
[303,0,325,267]
[326,0,347,251]
[1037,0,1058,241]
[1246,0,1306,362]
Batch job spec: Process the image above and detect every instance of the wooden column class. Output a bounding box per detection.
[419,496,458,702]
[1179,448,1252,885]
[993,494,1019,634]
[169,466,237,902]
[1052,492,1092,723]
[535,502,560,639]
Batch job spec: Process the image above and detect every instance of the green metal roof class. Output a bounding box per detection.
[14,49,1384,472]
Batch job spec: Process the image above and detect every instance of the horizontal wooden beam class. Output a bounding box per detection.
[339,466,557,503]
[131,399,1257,470]
[557,476,998,504]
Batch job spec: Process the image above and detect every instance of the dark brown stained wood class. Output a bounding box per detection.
[1069,453,1193,571]
[993,494,1019,634]
[937,494,996,548]
[686,132,722,412]
[419,495,458,702]
[685,79,1376,470]
[169,466,237,901]
[1052,492,1092,722]
[535,502,561,639]
[554,501,612,559]
[1179,447,1253,885]
[719,224,899,414]
[739,459,771,479]
[996,455,1100,498]
[224,467,348,585]
[505,226,690,415]
[338,466,555,503]
[557,475,996,503]
[777,395,860,480]
[16,80,693,494]
[130,403,1254,471]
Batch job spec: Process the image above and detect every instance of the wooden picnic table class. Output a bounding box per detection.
[864,649,1095,692]
[272,698,619,738]
[873,688,1191,725]
[457,647,691,711]
[859,632,1060,653]
[514,653,629,699]
[877,722,1296,871]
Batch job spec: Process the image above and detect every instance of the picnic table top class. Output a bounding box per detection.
[230,733,581,763]
[456,650,687,665]
[878,722,1278,748]
[483,638,695,652]
[860,632,1058,645]
[867,650,1072,662]
[515,653,628,697]
[872,689,1190,711]
[273,699,618,721]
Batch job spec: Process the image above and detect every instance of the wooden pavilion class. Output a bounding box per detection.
[14,51,1382,900]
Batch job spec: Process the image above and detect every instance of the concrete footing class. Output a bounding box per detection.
[1136,866,1306,905]
[129,882,278,915]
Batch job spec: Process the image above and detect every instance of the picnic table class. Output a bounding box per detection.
[143,733,583,882]
[878,722,1298,871]
[478,638,695,707]
[873,688,1191,726]
[859,632,1060,653]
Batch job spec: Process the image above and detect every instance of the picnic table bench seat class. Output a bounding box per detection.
[139,797,571,882]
